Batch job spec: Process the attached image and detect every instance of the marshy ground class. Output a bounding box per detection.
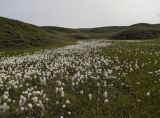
[0,39,160,118]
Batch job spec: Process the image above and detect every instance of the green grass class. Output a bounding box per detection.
[0,17,79,49]
[0,16,160,117]
[0,38,76,57]
[112,28,160,40]
[1,39,160,118]
[43,39,160,118]
[1,16,160,50]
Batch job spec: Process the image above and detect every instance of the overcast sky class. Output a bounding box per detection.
[0,0,160,28]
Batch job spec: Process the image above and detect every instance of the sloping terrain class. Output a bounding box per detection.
[112,23,160,40]
[0,16,160,49]
[0,17,56,49]
[0,17,78,49]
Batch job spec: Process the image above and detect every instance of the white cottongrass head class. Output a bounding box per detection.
[88,94,92,100]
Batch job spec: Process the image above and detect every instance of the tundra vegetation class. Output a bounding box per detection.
[0,39,160,118]
[0,17,160,118]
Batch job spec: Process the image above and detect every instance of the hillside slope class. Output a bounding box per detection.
[0,16,160,49]
[0,17,78,49]
[112,23,160,40]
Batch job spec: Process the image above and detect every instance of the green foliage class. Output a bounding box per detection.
[0,17,77,49]
[0,16,160,49]
[0,39,160,117]
[112,24,160,40]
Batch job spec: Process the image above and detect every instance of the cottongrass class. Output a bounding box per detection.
[0,40,159,117]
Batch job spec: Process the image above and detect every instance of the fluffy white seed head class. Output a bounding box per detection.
[103,91,108,98]
[28,103,33,109]
[88,94,92,100]
[65,100,70,104]
[146,92,150,97]
[104,99,109,103]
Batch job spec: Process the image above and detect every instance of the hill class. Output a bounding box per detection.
[0,17,78,49]
[0,17,53,49]
[112,23,160,40]
[0,16,160,49]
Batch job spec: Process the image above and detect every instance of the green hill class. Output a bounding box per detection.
[0,17,78,49]
[111,23,160,40]
[0,16,160,49]
[0,17,54,48]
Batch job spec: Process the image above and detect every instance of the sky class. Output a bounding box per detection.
[0,0,160,28]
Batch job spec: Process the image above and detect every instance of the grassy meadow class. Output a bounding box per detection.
[0,38,160,118]
[0,16,160,118]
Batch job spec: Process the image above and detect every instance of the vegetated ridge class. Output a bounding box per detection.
[0,16,160,49]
